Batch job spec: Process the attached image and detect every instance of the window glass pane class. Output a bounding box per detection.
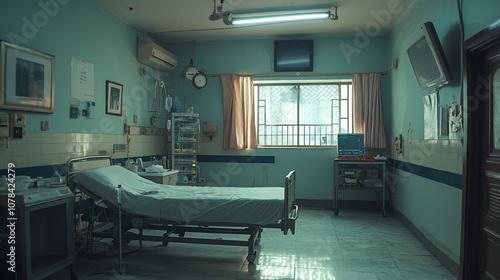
[340,100,349,118]
[340,84,348,99]
[333,124,340,134]
[340,119,349,133]
[333,85,340,99]
[258,106,265,123]
[332,108,339,124]
[332,98,339,123]
[300,85,336,125]
[255,81,351,147]
[259,86,297,125]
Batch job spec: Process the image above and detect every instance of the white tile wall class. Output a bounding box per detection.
[0,132,164,170]
[390,139,463,174]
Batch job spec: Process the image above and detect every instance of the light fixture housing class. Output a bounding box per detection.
[227,9,337,26]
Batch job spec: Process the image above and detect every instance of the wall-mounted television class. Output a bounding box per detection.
[337,133,365,156]
[404,21,452,90]
[274,39,313,72]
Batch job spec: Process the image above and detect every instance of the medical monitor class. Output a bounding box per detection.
[337,133,365,156]
[274,39,313,72]
[404,21,452,90]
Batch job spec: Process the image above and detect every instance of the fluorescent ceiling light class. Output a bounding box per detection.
[230,11,333,25]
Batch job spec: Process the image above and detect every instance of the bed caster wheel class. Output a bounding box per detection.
[162,233,170,245]
[333,209,339,216]
[178,231,185,237]
[247,252,256,263]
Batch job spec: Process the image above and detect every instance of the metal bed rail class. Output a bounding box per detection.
[66,155,113,191]
[283,170,298,235]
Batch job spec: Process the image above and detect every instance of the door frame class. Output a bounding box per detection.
[460,24,500,280]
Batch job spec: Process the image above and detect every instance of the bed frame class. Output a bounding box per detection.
[66,155,298,263]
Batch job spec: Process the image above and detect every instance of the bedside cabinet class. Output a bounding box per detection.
[138,170,179,185]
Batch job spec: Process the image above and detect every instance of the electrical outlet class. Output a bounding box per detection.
[12,127,23,139]
[70,106,79,118]
[41,121,49,131]
[198,177,207,183]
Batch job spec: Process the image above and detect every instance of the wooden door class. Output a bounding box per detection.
[461,24,500,279]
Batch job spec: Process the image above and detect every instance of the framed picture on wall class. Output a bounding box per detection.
[0,41,55,113]
[105,80,123,116]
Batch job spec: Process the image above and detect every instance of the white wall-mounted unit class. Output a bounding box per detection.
[137,37,178,70]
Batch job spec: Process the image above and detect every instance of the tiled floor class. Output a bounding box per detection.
[50,209,456,280]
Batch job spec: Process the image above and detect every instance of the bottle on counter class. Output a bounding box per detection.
[51,170,63,185]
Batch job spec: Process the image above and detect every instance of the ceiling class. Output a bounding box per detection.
[93,0,416,44]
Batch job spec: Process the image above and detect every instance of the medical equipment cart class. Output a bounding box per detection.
[166,113,199,185]
[333,158,387,217]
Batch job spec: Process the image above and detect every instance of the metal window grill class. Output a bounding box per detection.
[256,82,352,147]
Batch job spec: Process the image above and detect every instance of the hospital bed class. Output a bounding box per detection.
[66,155,298,263]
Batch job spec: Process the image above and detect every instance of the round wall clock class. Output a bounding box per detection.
[192,72,208,89]
[184,66,199,80]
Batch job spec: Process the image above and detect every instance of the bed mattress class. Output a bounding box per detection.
[74,165,285,226]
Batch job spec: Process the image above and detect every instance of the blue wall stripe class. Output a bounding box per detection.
[197,155,275,164]
[388,158,462,190]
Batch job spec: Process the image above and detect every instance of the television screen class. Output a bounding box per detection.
[404,22,452,90]
[274,40,313,72]
[337,134,365,156]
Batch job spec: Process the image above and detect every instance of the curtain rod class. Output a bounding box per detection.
[206,71,388,77]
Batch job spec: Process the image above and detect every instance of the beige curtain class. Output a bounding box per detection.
[352,73,387,148]
[221,75,257,149]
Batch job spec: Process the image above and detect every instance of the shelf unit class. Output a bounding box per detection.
[333,158,387,217]
[167,113,199,185]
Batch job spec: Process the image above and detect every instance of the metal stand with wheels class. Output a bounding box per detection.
[333,158,387,217]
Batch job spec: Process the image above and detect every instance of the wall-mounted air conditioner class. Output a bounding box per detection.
[137,37,178,70]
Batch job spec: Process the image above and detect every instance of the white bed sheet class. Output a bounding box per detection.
[75,165,285,226]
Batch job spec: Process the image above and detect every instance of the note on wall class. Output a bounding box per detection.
[71,58,94,101]
[423,92,438,140]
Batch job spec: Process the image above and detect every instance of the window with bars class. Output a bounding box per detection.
[255,81,352,147]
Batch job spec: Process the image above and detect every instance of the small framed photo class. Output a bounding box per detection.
[0,41,55,113]
[105,80,123,116]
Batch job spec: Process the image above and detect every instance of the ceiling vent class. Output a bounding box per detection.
[137,37,178,70]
